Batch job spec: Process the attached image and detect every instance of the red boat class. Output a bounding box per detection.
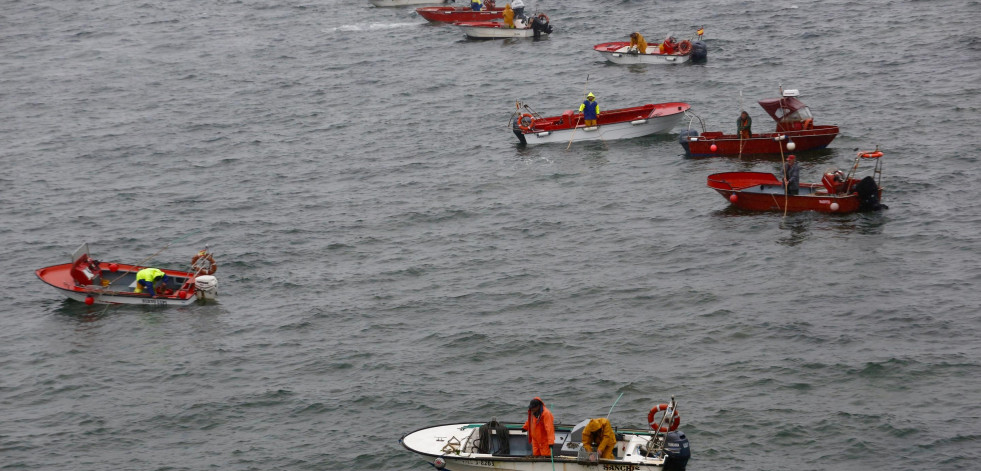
[416,5,504,22]
[681,89,839,157]
[706,150,886,213]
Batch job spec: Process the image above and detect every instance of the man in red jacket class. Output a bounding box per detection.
[522,397,555,456]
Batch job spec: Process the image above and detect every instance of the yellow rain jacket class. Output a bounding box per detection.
[134,268,165,293]
[503,4,514,28]
[582,417,616,459]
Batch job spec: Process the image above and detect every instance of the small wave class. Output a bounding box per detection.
[330,22,419,33]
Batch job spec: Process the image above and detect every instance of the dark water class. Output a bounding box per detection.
[2,0,980,469]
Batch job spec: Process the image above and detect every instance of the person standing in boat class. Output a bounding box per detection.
[582,417,616,459]
[629,32,648,54]
[579,92,600,127]
[660,34,678,54]
[502,2,515,28]
[522,397,555,456]
[134,267,168,296]
[737,110,752,138]
[470,0,482,11]
[783,154,800,195]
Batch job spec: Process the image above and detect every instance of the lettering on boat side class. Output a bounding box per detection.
[603,465,641,471]
[819,200,831,204]
[141,299,169,305]
[459,459,494,467]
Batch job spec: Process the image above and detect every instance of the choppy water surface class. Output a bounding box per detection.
[2,0,980,470]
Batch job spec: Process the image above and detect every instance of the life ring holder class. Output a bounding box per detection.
[858,150,883,159]
[517,113,536,132]
[647,404,681,433]
[191,252,218,275]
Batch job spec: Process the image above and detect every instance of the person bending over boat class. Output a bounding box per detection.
[579,93,600,127]
[470,0,482,11]
[582,417,616,459]
[503,3,514,28]
[522,397,555,456]
[629,32,647,54]
[134,267,168,296]
[737,111,752,138]
[783,154,800,195]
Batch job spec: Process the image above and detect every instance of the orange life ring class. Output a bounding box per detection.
[517,113,535,132]
[537,13,549,22]
[647,404,681,433]
[678,40,692,55]
[802,118,813,130]
[858,150,884,159]
[191,252,217,275]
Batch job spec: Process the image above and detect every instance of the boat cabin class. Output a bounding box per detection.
[758,96,816,132]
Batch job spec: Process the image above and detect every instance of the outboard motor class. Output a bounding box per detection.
[855,175,886,211]
[662,431,691,471]
[690,40,708,63]
[678,129,700,155]
[531,15,552,39]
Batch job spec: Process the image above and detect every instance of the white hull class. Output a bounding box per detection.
[52,286,214,306]
[369,0,444,6]
[522,112,684,145]
[459,25,537,38]
[596,47,691,65]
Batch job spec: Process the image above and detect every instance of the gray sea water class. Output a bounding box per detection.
[3,0,981,470]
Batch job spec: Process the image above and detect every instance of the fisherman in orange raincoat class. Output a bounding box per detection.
[522,397,555,456]
[503,3,515,28]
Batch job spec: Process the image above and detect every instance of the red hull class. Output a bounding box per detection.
[685,125,839,156]
[707,171,881,213]
[416,6,503,22]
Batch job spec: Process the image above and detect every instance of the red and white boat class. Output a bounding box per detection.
[707,149,887,213]
[511,100,690,145]
[456,14,551,39]
[594,29,707,65]
[416,5,504,23]
[35,243,219,306]
[681,88,839,156]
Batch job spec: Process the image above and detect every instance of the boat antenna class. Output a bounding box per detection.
[606,391,624,419]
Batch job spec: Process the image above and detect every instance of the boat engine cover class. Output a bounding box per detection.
[195,275,219,292]
[662,431,690,471]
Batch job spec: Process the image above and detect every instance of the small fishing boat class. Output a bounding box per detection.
[401,397,691,471]
[594,29,707,65]
[369,0,448,7]
[511,100,690,145]
[416,5,504,23]
[680,88,839,156]
[456,14,552,39]
[707,149,887,213]
[35,243,219,306]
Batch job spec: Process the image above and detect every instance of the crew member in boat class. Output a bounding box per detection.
[629,32,647,54]
[783,154,800,195]
[503,3,515,28]
[582,417,616,459]
[660,34,678,54]
[579,92,600,127]
[737,110,752,138]
[470,0,482,11]
[522,397,555,456]
[134,267,168,296]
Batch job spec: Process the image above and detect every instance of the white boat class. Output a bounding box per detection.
[594,29,707,65]
[401,398,691,471]
[369,0,448,7]
[456,15,551,39]
[511,101,690,145]
[35,243,219,306]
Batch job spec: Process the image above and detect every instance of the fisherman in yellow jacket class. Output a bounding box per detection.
[582,417,616,459]
[629,32,647,54]
[503,3,515,28]
[134,267,168,295]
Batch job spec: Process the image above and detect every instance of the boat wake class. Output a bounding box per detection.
[330,22,419,33]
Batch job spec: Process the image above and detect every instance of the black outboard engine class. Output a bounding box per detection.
[662,431,691,471]
[691,40,708,63]
[855,175,886,211]
[531,15,552,39]
[678,129,700,155]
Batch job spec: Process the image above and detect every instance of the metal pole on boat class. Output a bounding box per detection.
[566,74,589,150]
